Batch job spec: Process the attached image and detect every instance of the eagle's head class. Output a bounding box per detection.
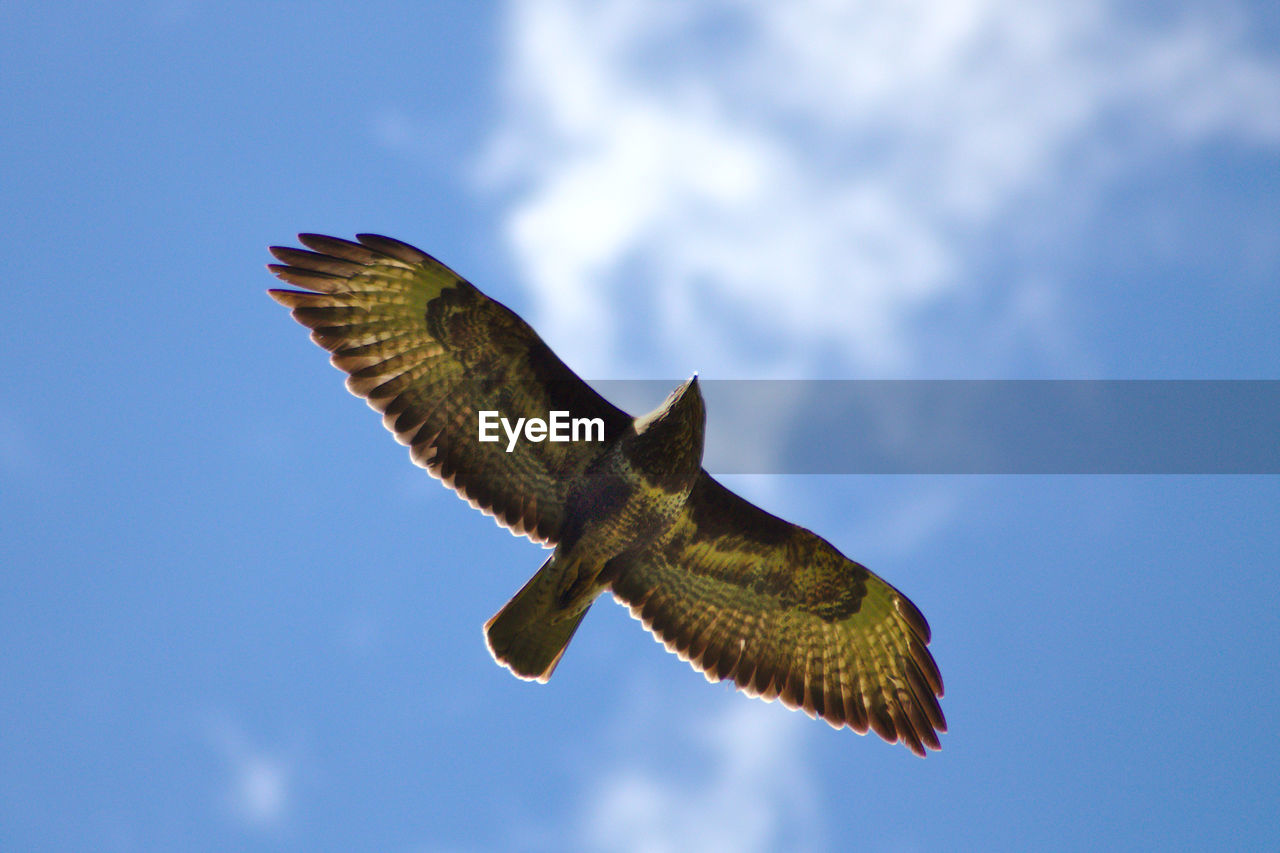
[636,374,703,433]
[626,374,705,491]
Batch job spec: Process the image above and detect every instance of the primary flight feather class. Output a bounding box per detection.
[268,233,945,755]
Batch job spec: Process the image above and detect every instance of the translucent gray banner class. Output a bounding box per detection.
[593,380,1280,474]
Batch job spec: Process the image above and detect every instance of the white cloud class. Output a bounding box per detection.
[480,4,1280,847]
[482,0,1280,377]
[577,699,822,853]
[208,720,296,832]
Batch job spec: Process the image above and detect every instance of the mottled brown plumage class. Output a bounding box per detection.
[268,233,945,755]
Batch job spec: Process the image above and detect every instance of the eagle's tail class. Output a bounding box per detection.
[484,553,593,683]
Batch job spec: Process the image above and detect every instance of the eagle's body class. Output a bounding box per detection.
[486,378,706,681]
[269,233,946,756]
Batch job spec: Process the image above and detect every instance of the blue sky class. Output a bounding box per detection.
[2,1,1278,851]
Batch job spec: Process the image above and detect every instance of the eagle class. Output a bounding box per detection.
[267,233,945,756]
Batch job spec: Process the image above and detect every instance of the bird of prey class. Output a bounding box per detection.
[267,233,945,755]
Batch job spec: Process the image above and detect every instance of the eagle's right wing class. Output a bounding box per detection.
[610,473,945,755]
[268,234,632,544]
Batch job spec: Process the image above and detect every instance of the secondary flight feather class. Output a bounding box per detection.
[268,233,945,755]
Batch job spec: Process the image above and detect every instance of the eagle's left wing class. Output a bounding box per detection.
[610,473,945,755]
[268,234,632,544]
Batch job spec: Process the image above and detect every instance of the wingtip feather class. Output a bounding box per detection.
[356,233,430,264]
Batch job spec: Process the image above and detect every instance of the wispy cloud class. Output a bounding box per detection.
[482,0,1280,377]
[207,719,297,833]
[576,698,823,853]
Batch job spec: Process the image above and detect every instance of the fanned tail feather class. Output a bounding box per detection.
[484,554,592,682]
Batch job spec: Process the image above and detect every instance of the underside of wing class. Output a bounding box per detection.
[610,473,945,756]
[268,233,632,543]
